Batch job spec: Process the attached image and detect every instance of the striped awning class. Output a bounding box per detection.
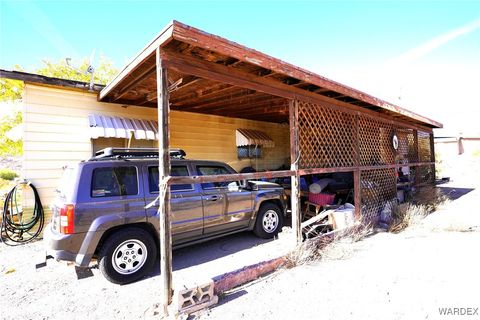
[88,115,159,140]
[236,128,274,148]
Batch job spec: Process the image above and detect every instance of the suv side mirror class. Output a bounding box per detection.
[239,180,247,188]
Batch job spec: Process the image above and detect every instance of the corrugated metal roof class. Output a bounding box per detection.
[236,128,274,148]
[88,114,158,140]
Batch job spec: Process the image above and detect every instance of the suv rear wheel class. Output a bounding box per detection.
[98,227,156,284]
[254,203,283,239]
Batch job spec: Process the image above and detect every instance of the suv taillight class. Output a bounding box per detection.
[60,204,75,234]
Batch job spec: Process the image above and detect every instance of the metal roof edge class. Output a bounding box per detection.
[0,69,104,92]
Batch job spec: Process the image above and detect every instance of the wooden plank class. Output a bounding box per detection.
[168,169,294,185]
[413,130,420,185]
[156,48,173,316]
[99,22,174,101]
[430,133,436,181]
[112,63,156,102]
[297,162,435,177]
[354,170,361,219]
[160,49,434,133]
[201,97,286,114]
[354,113,361,219]
[170,21,442,129]
[186,90,260,110]
[289,99,302,244]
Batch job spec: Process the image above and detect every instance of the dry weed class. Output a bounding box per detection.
[389,186,450,233]
[285,224,372,268]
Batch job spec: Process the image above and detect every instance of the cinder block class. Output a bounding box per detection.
[177,281,218,314]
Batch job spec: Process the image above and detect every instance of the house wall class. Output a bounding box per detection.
[23,84,289,207]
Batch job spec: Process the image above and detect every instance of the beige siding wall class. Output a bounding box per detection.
[23,84,289,207]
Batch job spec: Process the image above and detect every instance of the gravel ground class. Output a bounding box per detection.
[0,240,164,320]
[198,183,480,320]
[1,157,478,320]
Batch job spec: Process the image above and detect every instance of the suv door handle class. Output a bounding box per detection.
[206,195,222,201]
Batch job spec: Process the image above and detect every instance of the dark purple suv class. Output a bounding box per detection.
[43,148,286,284]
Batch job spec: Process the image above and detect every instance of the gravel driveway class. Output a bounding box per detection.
[0,230,287,320]
[2,175,478,319]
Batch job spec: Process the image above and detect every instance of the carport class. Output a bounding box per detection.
[98,20,442,314]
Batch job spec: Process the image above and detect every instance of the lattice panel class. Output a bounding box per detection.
[397,128,418,163]
[298,101,356,168]
[361,168,397,222]
[359,116,396,166]
[418,131,432,162]
[416,164,435,184]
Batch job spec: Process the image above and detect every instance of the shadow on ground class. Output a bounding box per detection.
[437,186,475,201]
[143,231,274,280]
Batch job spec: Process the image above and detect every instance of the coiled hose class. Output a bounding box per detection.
[1,181,44,245]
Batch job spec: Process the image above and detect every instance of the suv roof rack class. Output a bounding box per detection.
[89,148,186,161]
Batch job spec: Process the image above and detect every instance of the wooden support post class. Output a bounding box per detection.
[430,133,436,183]
[289,99,302,244]
[354,170,361,219]
[354,113,361,219]
[156,47,173,316]
[413,130,420,185]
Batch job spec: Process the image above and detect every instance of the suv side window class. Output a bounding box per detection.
[91,166,138,197]
[148,166,193,193]
[197,165,235,189]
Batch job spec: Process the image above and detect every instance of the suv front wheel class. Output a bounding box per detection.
[254,203,283,239]
[98,227,156,284]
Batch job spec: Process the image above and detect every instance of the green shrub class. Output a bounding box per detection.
[0,169,18,181]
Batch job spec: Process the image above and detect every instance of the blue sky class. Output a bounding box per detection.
[1,0,479,134]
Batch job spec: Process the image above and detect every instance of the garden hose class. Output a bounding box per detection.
[1,181,44,245]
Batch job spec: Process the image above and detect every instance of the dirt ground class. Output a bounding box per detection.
[199,194,480,319]
[1,155,479,320]
[198,159,480,320]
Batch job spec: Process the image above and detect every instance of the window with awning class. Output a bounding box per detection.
[88,114,159,140]
[236,128,274,148]
[236,128,274,159]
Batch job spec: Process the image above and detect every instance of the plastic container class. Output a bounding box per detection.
[308,193,335,206]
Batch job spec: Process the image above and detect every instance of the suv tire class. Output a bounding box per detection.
[253,203,283,239]
[98,227,156,284]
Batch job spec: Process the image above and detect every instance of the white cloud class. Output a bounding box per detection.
[386,18,480,67]
[7,0,79,64]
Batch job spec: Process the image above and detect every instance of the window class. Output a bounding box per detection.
[237,145,262,159]
[92,167,138,197]
[148,166,193,193]
[197,165,236,189]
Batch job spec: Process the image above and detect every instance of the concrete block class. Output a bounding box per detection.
[177,281,218,315]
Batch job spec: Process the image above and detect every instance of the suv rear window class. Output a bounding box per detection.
[149,166,192,193]
[91,167,138,197]
[56,165,78,199]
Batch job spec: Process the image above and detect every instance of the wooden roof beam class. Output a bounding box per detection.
[201,96,286,113]
[182,90,262,110]
[111,64,156,102]
[160,48,433,132]
[171,82,235,105]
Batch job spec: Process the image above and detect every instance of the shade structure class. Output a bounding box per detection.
[236,128,275,148]
[88,114,158,140]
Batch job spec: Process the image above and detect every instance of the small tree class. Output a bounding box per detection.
[0,111,22,157]
[37,55,117,85]
[0,65,24,102]
[0,56,118,157]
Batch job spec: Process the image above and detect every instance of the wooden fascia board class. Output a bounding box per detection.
[160,49,433,133]
[170,21,442,129]
[98,21,175,101]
